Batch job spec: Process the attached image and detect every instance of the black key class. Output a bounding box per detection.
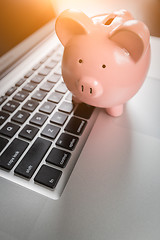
[41,124,60,140]
[13,90,29,102]
[15,78,26,87]
[58,101,74,113]
[45,60,57,69]
[46,49,56,57]
[22,100,39,112]
[0,138,28,170]
[24,70,34,78]
[56,133,79,151]
[32,63,41,71]
[2,100,20,113]
[12,110,30,124]
[40,82,54,92]
[0,122,20,138]
[38,67,51,76]
[34,165,62,189]
[22,82,37,92]
[50,112,68,126]
[40,56,48,64]
[31,90,47,101]
[74,103,94,119]
[54,52,63,62]
[46,148,71,168]
[65,92,72,102]
[5,86,17,96]
[19,124,39,140]
[0,96,7,105]
[48,92,63,103]
[47,74,61,83]
[0,111,10,125]
[39,101,56,114]
[0,137,9,152]
[55,83,68,94]
[65,117,87,135]
[30,113,48,126]
[31,75,44,84]
[14,137,51,179]
[54,66,62,75]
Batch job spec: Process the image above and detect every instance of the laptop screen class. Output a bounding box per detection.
[0,0,56,57]
[0,0,56,78]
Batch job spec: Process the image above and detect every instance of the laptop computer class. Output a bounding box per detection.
[0,0,160,239]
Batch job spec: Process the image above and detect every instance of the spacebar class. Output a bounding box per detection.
[14,137,51,179]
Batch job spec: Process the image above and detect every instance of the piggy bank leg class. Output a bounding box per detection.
[106,104,123,117]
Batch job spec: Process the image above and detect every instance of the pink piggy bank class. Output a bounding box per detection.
[55,9,150,117]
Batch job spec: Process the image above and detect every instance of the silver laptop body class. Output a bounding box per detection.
[0,1,160,239]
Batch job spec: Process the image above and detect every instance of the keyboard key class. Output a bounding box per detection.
[41,124,60,140]
[0,111,10,125]
[0,137,9,152]
[14,137,51,179]
[0,138,28,170]
[58,101,74,113]
[15,78,26,87]
[39,101,56,114]
[22,100,39,112]
[54,53,62,62]
[40,82,54,92]
[5,86,17,96]
[56,133,79,151]
[50,112,68,126]
[24,70,34,78]
[19,124,39,140]
[30,113,48,126]
[45,60,57,69]
[22,82,37,92]
[2,100,20,113]
[31,90,47,101]
[46,148,71,168]
[46,49,56,57]
[65,117,87,135]
[0,122,20,138]
[31,74,44,84]
[40,56,48,64]
[54,66,62,75]
[47,74,61,83]
[32,63,41,71]
[48,92,63,103]
[0,96,7,105]
[74,103,94,119]
[65,92,72,102]
[55,83,68,94]
[12,110,30,124]
[34,165,62,189]
[38,67,51,76]
[13,90,29,102]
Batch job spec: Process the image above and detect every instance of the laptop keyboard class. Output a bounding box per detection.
[0,40,97,199]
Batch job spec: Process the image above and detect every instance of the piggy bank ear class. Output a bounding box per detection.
[109,20,150,62]
[55,9,93,46]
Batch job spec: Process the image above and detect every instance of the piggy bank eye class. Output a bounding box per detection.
[79,59,83,63]
[102,64,106,68]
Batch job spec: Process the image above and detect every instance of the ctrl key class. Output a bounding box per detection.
[34,165,62,189]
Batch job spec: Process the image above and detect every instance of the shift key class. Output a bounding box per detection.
[14,137,51,179]
[0,138,29,170]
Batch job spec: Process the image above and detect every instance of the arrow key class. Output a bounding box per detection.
[19,124,39,140]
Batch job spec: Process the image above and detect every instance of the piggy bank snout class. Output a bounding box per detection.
[76,77,103,97]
